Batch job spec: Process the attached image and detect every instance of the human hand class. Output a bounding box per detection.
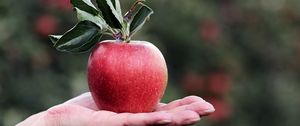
[17,92,214,126]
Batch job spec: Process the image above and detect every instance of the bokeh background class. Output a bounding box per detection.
[1,0,300,126]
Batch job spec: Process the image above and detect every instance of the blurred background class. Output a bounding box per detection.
[1,0,300,126]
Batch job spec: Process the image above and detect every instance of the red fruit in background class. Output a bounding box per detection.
[56,0,73,11]
[40,0,72,11]
[199,20,221,43]
[182,72,204,94]
[207,72,231,95]
[40,0,55,5]
[88,41,168,113]
[35,15,58,37]
[207,99,231,122]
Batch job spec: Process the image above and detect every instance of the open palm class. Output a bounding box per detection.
[17,92,214,126]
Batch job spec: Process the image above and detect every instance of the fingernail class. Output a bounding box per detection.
[157,119,172,124]
[199,109,215,116]
[204,108,215,113]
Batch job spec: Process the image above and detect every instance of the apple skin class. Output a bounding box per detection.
[87,40,168,113]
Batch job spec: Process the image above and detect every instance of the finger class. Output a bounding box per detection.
[168,101,215,116]
[109,111,172,126]
[126,112,172,126]
[64,92,99,110]
[154,103,167,110]
[157,96,205,111]
[170,110,200,125]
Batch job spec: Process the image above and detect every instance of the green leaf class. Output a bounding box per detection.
[129,3,153,36]
[69,34,102,53]
[54,20,101,53]
[49,35,62,44]
[75,7,107,29]
[71,0,99,16]
[114,0,122,16]
[96,0,123,29]
[111,0,116,8]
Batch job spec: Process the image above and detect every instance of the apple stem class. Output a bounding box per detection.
[109,0,149,43]
[113,32,123,41]
[121,0,146,43]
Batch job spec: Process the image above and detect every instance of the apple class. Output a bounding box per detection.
[199,20,221,43]
[207,72,231,95]
[49,0,167,113]
[87,40,168,113]
[40,0,72,11]
[56,0,73,11]
[35,15,58,37]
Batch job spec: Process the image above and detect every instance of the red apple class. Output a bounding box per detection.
[35,15,58,37]
[40,0,72,11]
[56,0,73,11]
[207,72,231,95]
[87,40,168,113]
[199,20,221,43]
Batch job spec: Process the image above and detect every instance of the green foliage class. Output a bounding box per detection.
[129,3,153,37]
[50,0,154,53]
[71,0,99,15]
[95,0,123,29]
[53,20,101,53]
[49,35,62,44]
[74,8,107,29]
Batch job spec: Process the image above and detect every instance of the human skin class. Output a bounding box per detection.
[16,92,215,126]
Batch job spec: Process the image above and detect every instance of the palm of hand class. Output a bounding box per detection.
[17,93,214,126]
